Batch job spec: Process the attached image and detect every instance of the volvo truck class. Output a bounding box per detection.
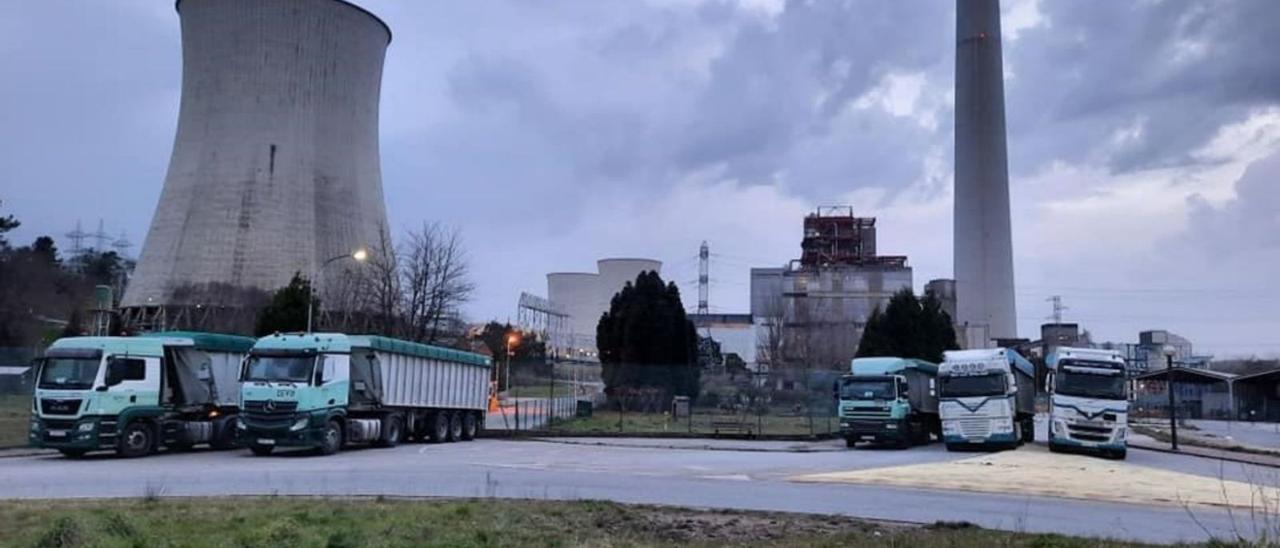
[29,332,255,458]
[239,333,492,456]
[838,357,940,448]
[1047,347,1128,459]
[939,348,1036,450]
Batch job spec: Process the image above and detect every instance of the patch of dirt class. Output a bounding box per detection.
[596,504,909,543]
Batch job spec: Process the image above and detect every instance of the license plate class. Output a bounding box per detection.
[47,430,68,437]
[256,438,276,446]
[860,435,875,440]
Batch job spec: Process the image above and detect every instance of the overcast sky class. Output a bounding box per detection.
[3,0,1279,357]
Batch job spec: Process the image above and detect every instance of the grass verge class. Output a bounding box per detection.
[0,497,1150,548]
[0,394,32,448]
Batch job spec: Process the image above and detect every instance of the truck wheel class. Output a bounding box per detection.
[250,444,274,456]
[117,422,154,458]
[1108,449,1127,460]
[1022,418,1036,443]
[59,449,87,459]
[318,420,343,456]
[1012,420,1023,448]
[210,419,239,450]
[945,443,960,452]
[447,412,463,442]
[430,412,450,443]
[376,416,403,448]
[844,437,857,449]
[461,413,478,441]
[897,422,914,449]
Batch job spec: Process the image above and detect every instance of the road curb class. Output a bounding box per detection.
[1129,442,1280,468]
[522,437,844,453]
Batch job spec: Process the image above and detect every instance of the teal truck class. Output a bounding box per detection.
[837,357,940,448]
[239,333,492,456]
[29,332,255,458]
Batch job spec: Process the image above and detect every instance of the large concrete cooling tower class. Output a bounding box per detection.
[954,0,1016,343]
[122,0,391,323]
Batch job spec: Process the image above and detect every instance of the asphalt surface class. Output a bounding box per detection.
[1188,420,1280,450]
[1,435,1273,544]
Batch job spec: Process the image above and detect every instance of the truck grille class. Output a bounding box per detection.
[844,407,891,419]
[1068,422,1112,442]
[40,399,82,415]
[958,418,990,439]
[242,400,299,430]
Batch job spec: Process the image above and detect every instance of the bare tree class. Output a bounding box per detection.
[400,222,475,344]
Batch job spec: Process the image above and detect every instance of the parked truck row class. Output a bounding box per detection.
[29,331,492,458]
[839,346,1130,459]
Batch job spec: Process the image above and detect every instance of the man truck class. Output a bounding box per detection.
[837,357,940,448]
[939,348,1036,450]
[239,333,492,456]
[29,331,255,458]
[1046,347,1128,459]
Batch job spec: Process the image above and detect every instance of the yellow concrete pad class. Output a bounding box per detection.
[792,445,1280,510]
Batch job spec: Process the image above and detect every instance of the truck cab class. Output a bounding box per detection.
[838,357,939,448]
[939,348,1036,450]
[238,333,353,456]
[1046,347,1128,459]
[29,332,253,458]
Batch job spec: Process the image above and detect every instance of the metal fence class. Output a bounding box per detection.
[0,347,36,449]
[500,364,844,439]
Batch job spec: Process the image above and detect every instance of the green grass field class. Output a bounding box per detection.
[548,409,839,437]
[0,497,1147,548]
[0,393,32,448]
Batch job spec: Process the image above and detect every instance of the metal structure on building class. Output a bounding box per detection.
[798,206,905,269]
[954,0,1017,343]
[122,0,392,331]
[516,292,570,359]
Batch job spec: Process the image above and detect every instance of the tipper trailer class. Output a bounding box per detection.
[838,357,940,448]
[1047,347,1129,459]
[939,347,1037,450]
[239,333,492,456]
[29,331,255,458]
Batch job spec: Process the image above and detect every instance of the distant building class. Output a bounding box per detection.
[544,258,663,361]
[924,279,957,322]
[750,207,913,371]
[689,313,757,371]
[1100,329,1212,375]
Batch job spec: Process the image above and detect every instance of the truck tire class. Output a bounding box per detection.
[945,443,960,452]
[896,422,914,449]
[1021,417,1036,443]
[317,420,343,456]
[117,422,154,458]
[844,437,857,449]
[210,418,239,450]
[429,412,450,443]
[59,449,87,459]
[461,412,478,441]
[250,444,274,456]
[376,415,403,448]
[1011,420,1023,448]
[1108,448,1127,460]
[447,412,463,442]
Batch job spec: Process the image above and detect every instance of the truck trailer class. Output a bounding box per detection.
[29,331,255,458]
[1046,347,1128,459]
[939,348,1036,450]
[837,357,940,448]
[239,333,492,456]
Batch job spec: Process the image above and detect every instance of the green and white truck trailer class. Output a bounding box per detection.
[28,332,255,458]
[239,333,492,456]
[837,357,940,448]
[1046,347,1129,459]
[939,348,1037,450]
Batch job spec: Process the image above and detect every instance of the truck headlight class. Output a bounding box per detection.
[1052,420,1065,436]
[992,419,1013,433]
[942,421,958,434]
[1114,427,1126,441]
[77,422,95,433]
[290,417,309,432]
[30,420,39,432]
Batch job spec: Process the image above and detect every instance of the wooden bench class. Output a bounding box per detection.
[710,418,755,437]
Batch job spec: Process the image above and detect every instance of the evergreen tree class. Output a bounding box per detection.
[596,270,700,406]
[855,288,958,363]
[254,273,315,336]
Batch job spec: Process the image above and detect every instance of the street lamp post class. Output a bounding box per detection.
[306,248,368,333]
[1164,345,1179,451]
[507,332,519,430]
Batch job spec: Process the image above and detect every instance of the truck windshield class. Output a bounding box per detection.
[243,355,315,383]
[37,357,101,390]
[840,378,895,400]
[939,373,1005,398]
[1057,369,1126,400]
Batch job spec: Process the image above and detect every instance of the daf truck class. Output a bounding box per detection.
[939,348,1036,450]
[28,331,255,458]
[838,357,940,448]
[239,333,491,456]
[1046,347,1128,459]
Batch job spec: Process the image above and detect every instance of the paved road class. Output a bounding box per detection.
[1188,420,1280,450]
[0,437,1268,544]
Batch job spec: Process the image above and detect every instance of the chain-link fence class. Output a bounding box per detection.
[494,364,843,439]
[0,347,37,449]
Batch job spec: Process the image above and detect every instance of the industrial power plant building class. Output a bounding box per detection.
[750,207,912,371]
[122,0,392,329]
[546,258,663,360]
